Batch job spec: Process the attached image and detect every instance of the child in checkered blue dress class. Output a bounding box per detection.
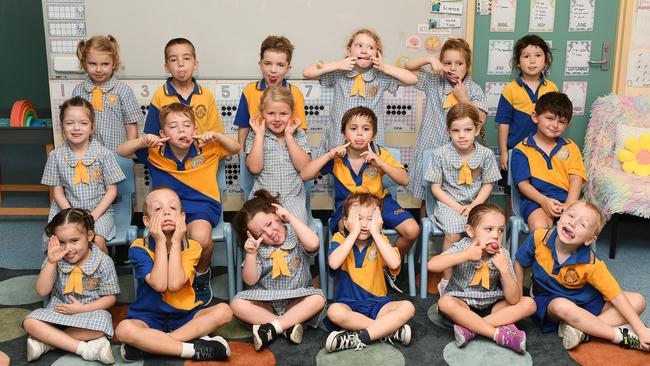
[424,103,500,293]
[245,85,311,223]
[42,97,126,254]
[24,208,120,363]
[72,35,141,151]
[231,189,326,351]
[428,204,536,353]
[303,28,417,156]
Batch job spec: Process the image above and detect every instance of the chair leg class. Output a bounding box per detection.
[609,213,619,259]
[316,222,327,295]
[236,247,244,293]
[420,219,431,299]
[510,221,519,262]
[224,226,235,301]
[408,241,416,297]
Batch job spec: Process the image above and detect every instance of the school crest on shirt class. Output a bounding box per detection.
[367,247,378,261]
[194,105,207,119]
[106,94,118,106]
[190,155,205,168]
[563,268,580,285]
[368,86,379,97]
[90,167,102,182]
[84,277,99,291]
[471,167,482,180]
[556,146,570,161]
[365,165,379,179]
[291,256,301,270]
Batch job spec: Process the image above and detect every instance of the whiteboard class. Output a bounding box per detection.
[45,0,468,79]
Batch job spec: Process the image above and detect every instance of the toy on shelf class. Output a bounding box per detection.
[7,100,52,127]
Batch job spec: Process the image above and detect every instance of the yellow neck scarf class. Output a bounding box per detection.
[443,91,460,109]
[63,266,84,295]
[458,161,473,185]
[270,249,291,279]
[350,74,366,98]
[91,86,105,111]
[470,262,490,289]
[73,160,90,185]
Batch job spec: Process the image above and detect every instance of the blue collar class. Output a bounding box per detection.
[522,133,569,169]
[342,142,380,185]
[256,78,289,90]
[352,240,373,268]
[160,141,200,170]
[163,77,201,102]
[544,228,594,274]
[515,73,547,103]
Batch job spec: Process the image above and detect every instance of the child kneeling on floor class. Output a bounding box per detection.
[428,203,536,353]
[114,187,232,362]
[515,200,650,351]
[325,192,415,352]
[231,189,326,351]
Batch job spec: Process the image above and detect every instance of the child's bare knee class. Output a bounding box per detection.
[402,221,420,241]
[437,295,454,312]
[401,301,416,318]
[326,303,346,321]
[627,292,646,313]
[522,296,537,314]
[213,303,233,321]
[22,318,37,332]
[115,321,134,343]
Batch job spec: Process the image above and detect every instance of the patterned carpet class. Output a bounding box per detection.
[1,263,648,366]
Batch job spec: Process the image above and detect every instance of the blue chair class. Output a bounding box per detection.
[326,147,417,299]
[135,160,236,301]
[418,149,445,299]
[237,153,327,295]
[106,154,138,248]
[507,150,529,261]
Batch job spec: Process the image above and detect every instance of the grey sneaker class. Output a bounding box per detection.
[325,330,367,352]
[26,336,54,361]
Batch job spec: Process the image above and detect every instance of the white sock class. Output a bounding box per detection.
[75,341,88,356]
[493,328,500,342]
[180,342,195,358]
[271,318,283,334]
[196,269,208,276]
[620,323,638,337]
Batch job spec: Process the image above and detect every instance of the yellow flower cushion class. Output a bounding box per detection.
[618,133,650,176]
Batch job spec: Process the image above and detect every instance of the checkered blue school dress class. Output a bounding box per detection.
[316,68,399,156]
[444,237,515,309]
[41,140,125,248]
[424,141,500,234]
[24,244,120,337]
[407,69,488,200]
[245,129,311,223]
[233,226,326,327]
[72,76,143,152]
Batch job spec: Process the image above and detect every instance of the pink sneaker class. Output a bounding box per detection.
[495,326,526,353]
[453,324,476,347]
[500,323,520,334]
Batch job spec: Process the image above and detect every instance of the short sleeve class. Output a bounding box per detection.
[380,72,399,95]
[143,89,163,135]
[423,148,443,184]
[320,159,334,175]
[379,147,403,169]
[294,129,311,154]
[120,85,143,125]
[71,83,83,97]
[568,144,587,181]
[444,240,469,255]
[41,151,61,186]
[495,89,514,125]
[100,150,126,185]
[244,131,256,154]
[233,92,251,128]
[129,245,154,281]
[467,81,488,113]
[515,232,537,268]
[510,148,531,185]
[134,147,150,165]
[415,68,429,91]
[204,93,224,134]
[481,148,502,183]
[588,261,622,301]
[96,256,120,296]
[319,71,339,88]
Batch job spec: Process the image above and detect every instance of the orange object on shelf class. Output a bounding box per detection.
[9,100,37,127]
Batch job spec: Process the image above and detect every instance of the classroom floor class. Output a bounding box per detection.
[0,203,649,365]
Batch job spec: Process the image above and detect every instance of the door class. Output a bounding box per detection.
[473,0,620,147]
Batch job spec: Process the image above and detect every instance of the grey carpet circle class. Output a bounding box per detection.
[316,343,405,366]
[51,345,144,365]
[0,275,41,305]
[427,303,453,330]
[443,338,533,365]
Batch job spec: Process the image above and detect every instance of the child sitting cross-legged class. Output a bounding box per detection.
[428,203,536,353]
[325,192,414,352]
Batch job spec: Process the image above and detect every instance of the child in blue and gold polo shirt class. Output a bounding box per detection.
[510,92,586,232]
[301,106,419,260]
[117,103,240,305]
[324,192,414,352]
[515,200,649,351]
[115,187,233,362]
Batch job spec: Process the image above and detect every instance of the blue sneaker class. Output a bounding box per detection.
[193,267,213,306]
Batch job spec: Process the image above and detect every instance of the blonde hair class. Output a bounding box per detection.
[566,200,606,235]
[347,28,383,55]
[446,103,482,130]
[76,35,121,71]
[260,85,295,113]
[159,103,195,129]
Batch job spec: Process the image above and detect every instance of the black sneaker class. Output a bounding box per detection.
[193,336,230,361]
[120,343,145,362]
[325,330,367,352]
[253,323,277,351]
[384,268,403,294]
[193,267,213,306]
[381,324,411,346]
[619,328,645,351]
[284,323,304,344]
